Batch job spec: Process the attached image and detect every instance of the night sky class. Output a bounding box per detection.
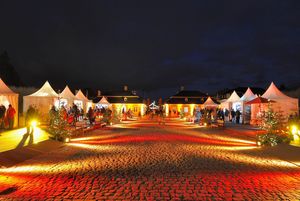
[0,1,299,99]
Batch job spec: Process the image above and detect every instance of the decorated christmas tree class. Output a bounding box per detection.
[48,108,71,141]
[257,103,287,146]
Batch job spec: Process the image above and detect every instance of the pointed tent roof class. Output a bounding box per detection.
[0,78,17,94]
[240,87,257,102]
[75,89,89,102]
[59,85,76,99]
[203,97,219,107]
[225,90,240,103]
[149,101,159,109]
[262,82,296,100]
[98,96,110,105]
[27,81,58,97]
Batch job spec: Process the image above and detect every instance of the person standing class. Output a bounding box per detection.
[230,109,236,123]
[87,107,94,125]
[26,105,37,134]
[6,104,16,129]
[49,105,57,128]
[0,105,6,129]
[236,110,241,124]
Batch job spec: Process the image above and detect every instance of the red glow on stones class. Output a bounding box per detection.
[74,133,254,147]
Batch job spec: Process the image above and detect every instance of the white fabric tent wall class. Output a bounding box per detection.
[203,97,219,107]
[0,78,19,127]
[75,89,91,112]
[239,88,257,124]
[96,96,111,109]
[59,85,78,109]
[222,91,241,122]
[23,81,58,122]
[261,82,299,120]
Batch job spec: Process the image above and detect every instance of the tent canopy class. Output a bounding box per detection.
[75,89,89,102]
[246,97,275,105]
[262,82,297,100]
[98,96,110,105]
[240,88,256,102]
[250,82,299,123]
[225,90,240,103]
[27,81,58,97]
[203,97,219,107]
[23,81,58,121]
[59,85,76,99]
[0,78,17,94]
[0,78,19,127]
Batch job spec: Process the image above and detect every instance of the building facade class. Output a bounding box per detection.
[94,86,146,117]
[165,89,208,117]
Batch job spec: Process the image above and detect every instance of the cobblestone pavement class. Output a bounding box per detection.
[1,120,300,200]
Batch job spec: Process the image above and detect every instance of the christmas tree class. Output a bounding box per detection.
[257,103,286,146]
[48,108,71,141]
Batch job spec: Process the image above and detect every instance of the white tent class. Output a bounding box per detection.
[149,101,159,110]
[96,96,110,109]
[261,82,298,120]
[203,97,219,108]
[75,89,92,112]
[59,85,78,109]
[221,91,241,122]
[23,81,58,122]
[240,88,256,102]
[239,88,257,124]
[0,78,19,127]
[225,90,241,103]
[221,90,241,110]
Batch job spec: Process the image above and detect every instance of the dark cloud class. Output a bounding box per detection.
[0,0,299,99]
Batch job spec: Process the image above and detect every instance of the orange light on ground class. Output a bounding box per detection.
[215,146,258,151]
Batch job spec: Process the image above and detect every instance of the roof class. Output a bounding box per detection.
[166,90,207,104]
[102,90,137,97]
[60,86,76,99]
[166,97,206,104]
[26,81,58,97]
[75,89,89,102]
[262,82,297,100]
[0,78,17,94]
[225,90,241,103]
[107,96,144,104]
[203,97,219,107]
[171,90,207,98]
[240,88,257,102]
[94,89,144,104]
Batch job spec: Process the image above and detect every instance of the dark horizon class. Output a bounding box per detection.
[1,1,299,99]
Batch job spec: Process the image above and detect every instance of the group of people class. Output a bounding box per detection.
[87,106,112,124]
[0,104,16,130]
[49,103,83,127]
[216,108,242,124]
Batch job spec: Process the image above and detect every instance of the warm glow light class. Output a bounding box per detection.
[190,104,195,116]
[65,137,70,143]
[291,125,298,135]
[31,120,38,127]
[217,146,258,151]
[140,104,144,116]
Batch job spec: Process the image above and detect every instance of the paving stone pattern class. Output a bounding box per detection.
[1,121,300,200]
